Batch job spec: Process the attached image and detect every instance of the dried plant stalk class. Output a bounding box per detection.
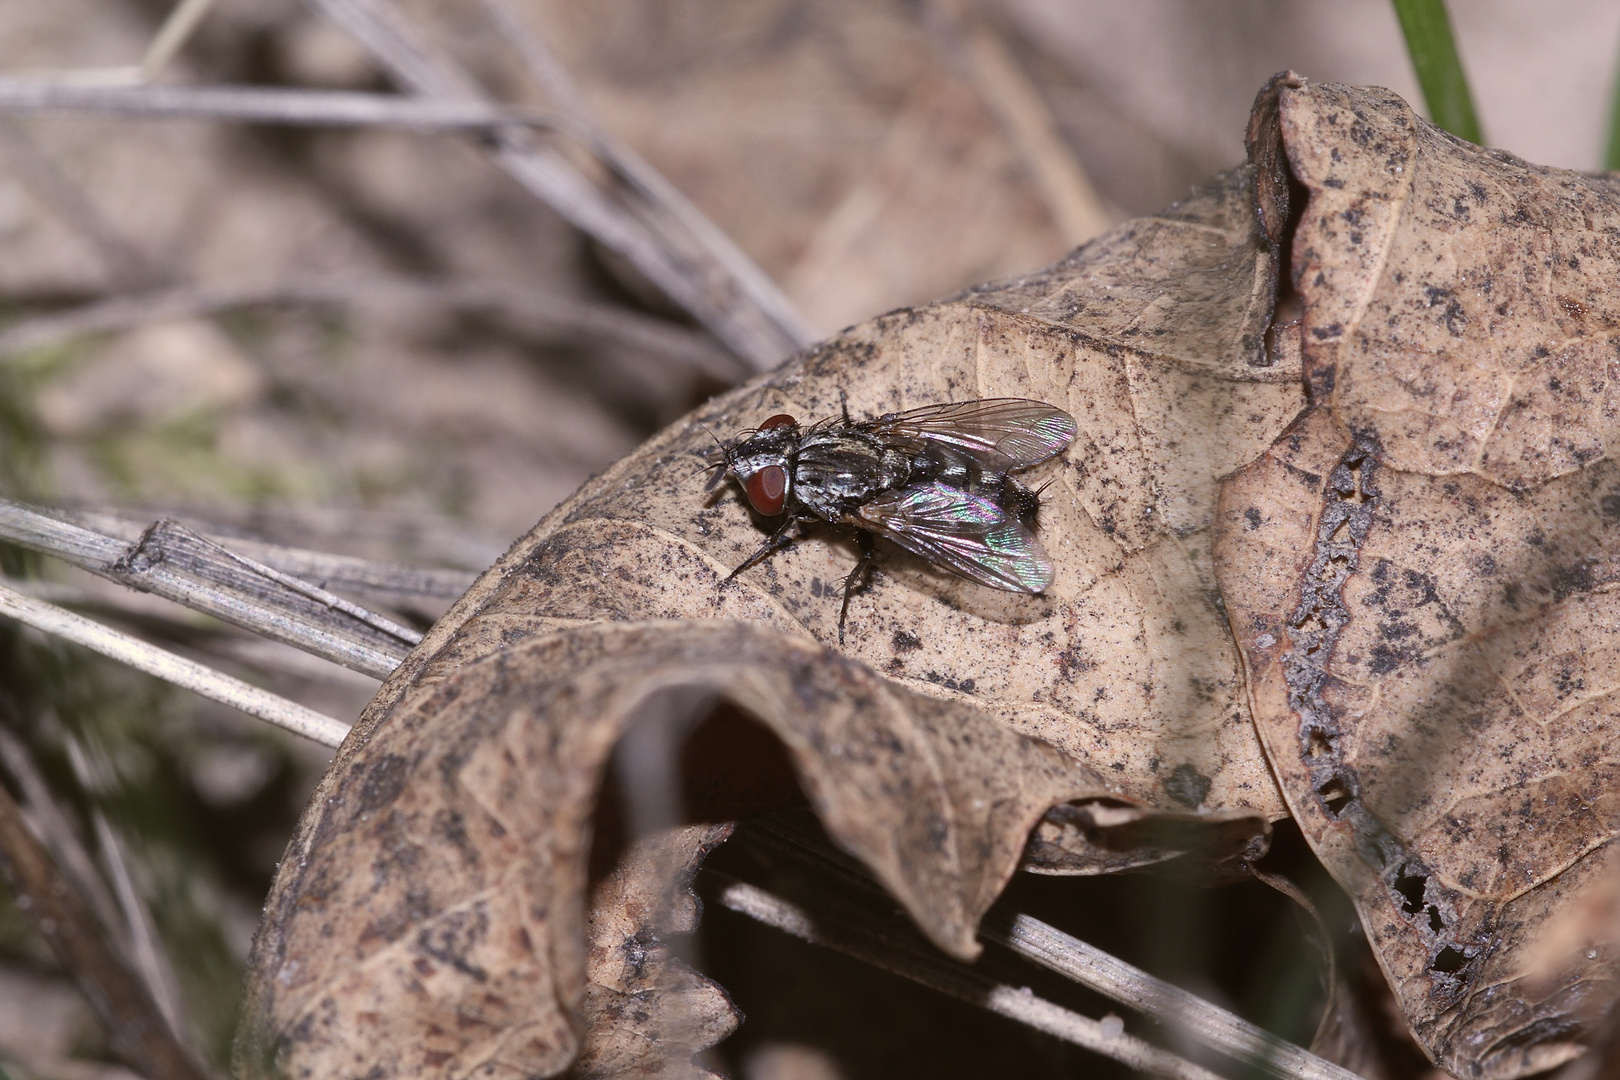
[0,581,350,747]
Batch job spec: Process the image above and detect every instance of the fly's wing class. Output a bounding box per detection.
[864,399,1076,472]
[850,481,1054,593]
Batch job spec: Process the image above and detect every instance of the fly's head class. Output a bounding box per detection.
[707,412,800,516]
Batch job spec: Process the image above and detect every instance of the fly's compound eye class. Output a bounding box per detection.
[759,413,797,430]
[744,465,789,515]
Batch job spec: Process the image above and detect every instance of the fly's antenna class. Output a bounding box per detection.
[697,422,734,490]
[698,421,727,455]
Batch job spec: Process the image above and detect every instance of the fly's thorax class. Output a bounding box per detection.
[791,429,914,521]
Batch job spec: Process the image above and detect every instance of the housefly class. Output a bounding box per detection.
[706,397,1077,641]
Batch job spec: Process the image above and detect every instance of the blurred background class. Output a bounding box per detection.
[0,1,1617,1077]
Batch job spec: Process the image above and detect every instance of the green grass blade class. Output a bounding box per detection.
[1607,29,1620,169]
[1390,0,1483,143]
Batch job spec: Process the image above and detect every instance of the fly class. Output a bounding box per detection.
[706,397,1078,641]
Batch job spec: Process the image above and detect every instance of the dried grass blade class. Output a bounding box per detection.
[982,911,1365,1080]
[0,580,351,747]
[0,499,413,677]
[0,722,126,944]
[303,0,812,369]
[0,767,210,1080]
[64,505,477,602]
[712,877,1225,1080]
[925,0,1111,246]
[476,0,818,355]
[0,77,555,131]
[138,0,220,81]
[0,116,162,288]
[73,760,188,1037]
[0,276,741,380]
[737,813,1356,1080]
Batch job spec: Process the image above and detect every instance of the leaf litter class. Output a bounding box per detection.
[240,70,1620,1080]
[1217,75,1620,1077]
[239,123,1302,1077]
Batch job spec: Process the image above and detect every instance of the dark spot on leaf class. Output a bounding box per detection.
[1367,644,1402,675]
[1553,669,1585,697]
[1422,285,1466,336]
[416,905,492,983]
[358,754,409,815]
[1164,763,1212,808]
[1057,642,1095,679]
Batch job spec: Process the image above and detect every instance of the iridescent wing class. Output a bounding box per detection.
[849,480,1054,593]
[863,399,1076,472]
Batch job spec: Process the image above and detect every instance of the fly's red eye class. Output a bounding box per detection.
[745,465,789,515]
[760,413,797,430]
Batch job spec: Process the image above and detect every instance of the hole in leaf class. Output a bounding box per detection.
[1306,730,1333,759]
[1317,777,1352,815]
[1432,946,1467,974]
[1393,870,1428,914]
[1428,905,1444,933]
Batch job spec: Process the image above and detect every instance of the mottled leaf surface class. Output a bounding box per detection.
[237,142,1313,1078]
[367,166,1301,819]
[236,621,1103,1079]
[1217,80,1620,1079]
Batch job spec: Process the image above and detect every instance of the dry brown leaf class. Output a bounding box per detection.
[1024,801,1271,878]
[234,620,1100,1078]
[1216,77,1620,1078]
[373,164,1299,819]
[568,825,737,1080]
[236,144,1308,1078]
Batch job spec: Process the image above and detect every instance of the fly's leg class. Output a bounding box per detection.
[839,388,852,424]
[726,514,799,581]
[837,531,876,644]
